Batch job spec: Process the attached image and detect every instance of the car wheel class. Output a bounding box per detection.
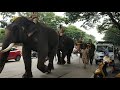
[15,56,21,61]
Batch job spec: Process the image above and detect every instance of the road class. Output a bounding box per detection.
[0,54,98,78]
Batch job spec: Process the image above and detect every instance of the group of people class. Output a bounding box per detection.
[75,38,95,68]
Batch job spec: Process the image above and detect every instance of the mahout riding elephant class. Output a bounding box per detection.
[57,34,74,65]
[0,17,59,78]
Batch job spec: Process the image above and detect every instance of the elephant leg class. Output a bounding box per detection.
[61,52,66,65]
[67,50,73,64]
[22,46,33,78]
[47,55,54,73]
[57,49,61,64]
[48,48,57,72]
[67,53,71,64]
[37,52,49,73]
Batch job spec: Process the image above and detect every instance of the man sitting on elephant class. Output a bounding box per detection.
[0,17,59,78]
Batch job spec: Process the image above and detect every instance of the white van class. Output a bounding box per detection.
[94,41,114,64]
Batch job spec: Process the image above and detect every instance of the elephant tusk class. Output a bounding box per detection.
[1,43,15,53]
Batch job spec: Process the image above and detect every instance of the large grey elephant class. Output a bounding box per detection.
[0,17,59,78]
[57,34,74,65]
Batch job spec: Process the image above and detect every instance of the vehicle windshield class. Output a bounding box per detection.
[96,46,113,52]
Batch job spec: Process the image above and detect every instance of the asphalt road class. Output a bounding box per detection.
[0,54,98,78]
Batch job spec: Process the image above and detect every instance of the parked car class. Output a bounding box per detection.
[0,47,22,61]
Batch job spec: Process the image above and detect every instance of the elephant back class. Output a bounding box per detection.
[59,35,74,50]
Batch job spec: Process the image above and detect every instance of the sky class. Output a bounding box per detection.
[54,12,105,41]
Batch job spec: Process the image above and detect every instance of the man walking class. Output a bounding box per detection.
[88,39,95,65]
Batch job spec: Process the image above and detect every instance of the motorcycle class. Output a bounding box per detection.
[94,55,115,78]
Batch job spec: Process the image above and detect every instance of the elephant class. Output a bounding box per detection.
[57,34,74,65]
[0,17,59,78]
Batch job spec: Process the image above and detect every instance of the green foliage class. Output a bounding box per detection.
[83,34,96,43]
[12,12,66,30]
[64,25,96,42]
[103,26,120,45]
[0,12,16,19]
[0,28,5,42]
[65,12,101,29]
[65,12,120,44]
[65,12,120,32]
[64,25,82,40]
[37,12,65,30]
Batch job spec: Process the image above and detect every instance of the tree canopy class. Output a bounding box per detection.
[64,25,96,42]
[103,25,120,45]
[65,12,120,32]
[65,12,120,45]
[0,12,96,43]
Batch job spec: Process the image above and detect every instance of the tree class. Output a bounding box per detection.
[64,25,82,40]
[0,12,24,28]
[65,12,120,33]
[36,12,65,30]
[0,12,66,30]
[103,25,120,45]
[63,25,96,42]
[83,34,96,43]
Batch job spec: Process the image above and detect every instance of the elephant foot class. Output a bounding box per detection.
[57,62,62,65]
[47,63,54,74]
[61,60,66,65]
[22,72,33,78]
[67,61,71,64]
[48,63,54,70]
[46,69,51,74]
[37,65,49,73]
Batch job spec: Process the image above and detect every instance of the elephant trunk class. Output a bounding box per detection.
[0,43,15,73]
